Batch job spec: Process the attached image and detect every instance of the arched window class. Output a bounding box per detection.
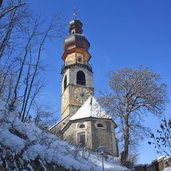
[97,123,103,128]
[77,132,86,147]
[77,122,86,129]
[64,76,67,90]
[96,122,106,129]
[79,124,85,128]
[77,71,86,85]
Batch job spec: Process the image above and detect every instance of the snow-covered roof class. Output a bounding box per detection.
[70,96,112,121]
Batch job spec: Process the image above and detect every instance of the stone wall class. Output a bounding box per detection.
[63,120,93,149]
[62,118,118,157]
[91,119,116,156]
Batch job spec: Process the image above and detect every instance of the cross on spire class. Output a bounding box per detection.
[73,9,78,19]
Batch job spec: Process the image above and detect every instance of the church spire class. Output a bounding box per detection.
[62,18,90,61]
[68,9,83,34]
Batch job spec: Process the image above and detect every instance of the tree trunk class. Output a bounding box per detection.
[121,114,129,165]
[0,0,3,7]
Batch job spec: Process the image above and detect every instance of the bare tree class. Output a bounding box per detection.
[0,0,29,106]
[0,0,64,122]
[0,0,3,7]
[9,21,37,112]
[0,1,25,20]
[148,118,171,156]
[31,103,56,129]
[20,20,54,122]
[0,0,27,60]
[98,67,167,166]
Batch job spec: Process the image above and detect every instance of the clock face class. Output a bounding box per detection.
[66,53,75,65]
[73,87,92,104]
[69,56,75,64]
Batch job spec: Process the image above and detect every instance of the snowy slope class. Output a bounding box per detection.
[163,167,171,171]
[0,111,127,171]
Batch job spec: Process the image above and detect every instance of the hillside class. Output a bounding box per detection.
[0,111,127,171]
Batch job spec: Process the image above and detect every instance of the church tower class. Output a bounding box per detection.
[61,19,94,119]
[50,18,119,157]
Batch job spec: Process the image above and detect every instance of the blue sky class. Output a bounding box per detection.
[29,0,171,164]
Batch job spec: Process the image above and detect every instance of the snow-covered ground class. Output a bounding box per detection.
[0,111,127,171]
[163,167,171,171]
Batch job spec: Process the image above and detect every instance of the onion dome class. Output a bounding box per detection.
[63,20,90,52]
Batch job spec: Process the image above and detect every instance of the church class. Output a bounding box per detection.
[50,18,119,157]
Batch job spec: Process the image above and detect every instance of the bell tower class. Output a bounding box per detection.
[61,19,94,119]
[50,17,119,157]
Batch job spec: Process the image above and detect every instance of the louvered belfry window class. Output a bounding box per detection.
[77,71,86,85]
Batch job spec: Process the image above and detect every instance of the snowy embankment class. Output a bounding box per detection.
[0,111,127,171]
[163,167,171,171]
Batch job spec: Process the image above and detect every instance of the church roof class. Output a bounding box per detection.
[70,96,112,121]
